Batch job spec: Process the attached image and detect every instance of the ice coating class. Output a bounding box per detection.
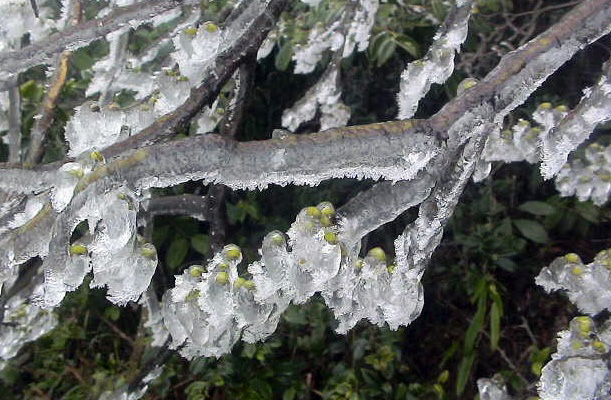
[541,61,611,179]
[292,0,377,74]
[535,249,611,315]
[477,377,513,400]
[538,316,610,400]
[161,202,428,359]
[282,66,351,132]
[396,0,473,119]
[554,142,611,206]
[0,277,57,371]
[39,188,157,308]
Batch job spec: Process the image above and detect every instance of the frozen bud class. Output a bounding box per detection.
[367,247,387,263]
[565,253,581,264]
[234,277,247,289]
[183,26,198,35]
[90,151,104,162]
[222,244,242,262]
[69,244,88,256]
[189,265,205,277]
[354,258,364,270]
[323,230,338,245]
[204,22,218,33]
[268,230,286,246]
[185,289,200,301]
[304,206,322,219]
[539,102,553,109]
[218,262,229,270]
[215,271,229,285]
[317,202,335,217]
[554,105,568,112]
[140,243,157,259]
[457,77,478,95]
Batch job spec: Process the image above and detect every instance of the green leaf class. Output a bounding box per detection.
[464,290,487,353]
[375,36,396,67]
[518,201,556,216]
[490,301,501,351]
[393,33,419,58]
[283,388,297,400]
[191,234,209,256]
[275,41,293,71]
[513,219,548,243]
[455,353,474,396]
[166,237,189,270]
[104,306,121,322]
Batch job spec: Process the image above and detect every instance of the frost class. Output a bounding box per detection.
[536,249,611,315]
[0,0,58,53]
[538,316,611,400]
[282,67,351,131]
[292,21,344,74]
[396,0,473,119]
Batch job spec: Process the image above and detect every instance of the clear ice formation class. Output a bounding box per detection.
[396,0,473,119]
[291,0,378,74]
[0,277,57,372]
[161,202,426,359]
[39,187,158,308]
[535,249,611,316]
[281,66,351,131]
[477,377,513,400]
[538,316,611,400]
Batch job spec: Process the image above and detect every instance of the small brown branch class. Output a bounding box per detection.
[24,52,71,165]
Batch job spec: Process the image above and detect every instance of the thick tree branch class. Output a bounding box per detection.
[145,194,210,221]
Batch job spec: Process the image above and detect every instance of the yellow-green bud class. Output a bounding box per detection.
[324,231,338,245]
[185,289,200,301]
[317,202,335,217]
[223,244,242,261]
[67,168,84,178]
[518,119,530,127]
[269,231,285,246]
[140,243,157,259]
[244,280,255,290]
[204,22,218,33]
[592,341,607,353]
[571,266,584,276]
[320,215,333,227]
[367,247,387,262]
[555,105,568,112]
[575,316,592,337]
[234,277,247,288]
[218,262,229,270]
[539,102,552,109]
[184,26,198,35]
[572,340,583,350]
[189,265,205,277]
[69,244,88,255]
[90,151,104,162]
[216,271,229,285]
[387,264,395,274]
[354,258,364,269]
[565,253,581,263]
[305,206,322,219]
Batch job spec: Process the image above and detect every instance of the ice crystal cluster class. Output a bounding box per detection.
[536,249,611,317]
[160,202,424,358]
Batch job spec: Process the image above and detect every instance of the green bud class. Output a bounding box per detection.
[90,151,104,162]
[67,168,84,178]
[592,340,607,353]
[223,244,242,261]
[204,22,218,32]
[539,102,552,109]
[269,231,286,246]
[185,289,200,301]
[69,244,88,256]
[317,202,335,217]
[140,243,157,259]
[234,277,247,289]
[324,231,338,245]
[555,105,568,112]
[305,206,322,219]
[320,215,333,227]
[565,253,581,263]
[216,271,229,285]
[367,247,386,262]
[189,265,205,277]
[517,119,530,127]
[218,262,229,270]
[354,258,364,269]
[184,26,198,35]
[571,266,584,276]
[244,280,256,290]
[387,264,395,274]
